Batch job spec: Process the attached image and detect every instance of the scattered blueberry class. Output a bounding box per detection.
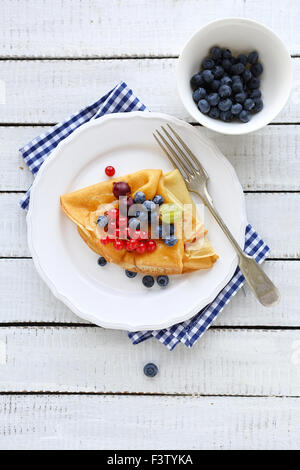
[248,77,260,89]
[222,48,232,59]
[142,275,155,288]
[231,62,245,75]
[97,257,107,267]
[164,235,178,247]
[218,98,232,112]
[231,103,243,115]
[129,217,140,230]
[207,92,220,106]
[235,92,247,104]
[211,79,221,91]
[251,62,263,77]
[157,275,169,287]
[237,54,247,65]
[190,73,204,90]
[209,106,220,119]
[136,210,148,222]
[198,99,210,114]
[143,200,156,212]
[202,57,215,69]
[210,46,222,61]
[134,191,146,204]
[220,76,232,86]
[239,110,251,123]
[212,65,224,79]
[247,50,259,64]
[252,98,264,112]
[125,270,137,278]
[220,110,233,122]
[202,69,214,83]
[96,215,108,228]
[144,363,158,377]
[152,194,164,206]
[244,98,255,111]
[218,84,231,98]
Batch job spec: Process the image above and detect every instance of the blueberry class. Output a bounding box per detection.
[252,98,264,113]
[96,215,108,228]
[202,69,214,83]
[190,73,204,89]
[157,275,169,287]
[248,77,260,89]
[212,65,224,79]
[239,110,251,123]
[250,89,261,99]
[222,48,232,59]
[231,103,243,115]
[244,98,255,111]
[125,270,137,278]
[237,54,248,65]
[193,87,206,102]
[220,110,233,122]
[143,200,156,212]
[210,46,222,61]
[231,75,241,82]
[210,79,221,91]
[220,76,232,86]
[152,194,164,206]
[136,210,148,222]
[202,57,215,69]
[134,191,146,204]
[143,362,158,377]
[218,98,232,112]
[198,99,210,114]
[129,217,140,230]
[247,50,259,64]
[142,275,155,288]
[218,84,231,98]
[231,62,245,75]
[243,69,252,82]
[209,106,220,119]
[154,224,163,238]
[149,210,159,225]
[222,59,232,72]
[232,81,243,94]
[164,235,178,247]
[97,257,107,267]
[162,223,176,237]
[207,92,220,106]
[251,62,263,77]
[235,92,247,104]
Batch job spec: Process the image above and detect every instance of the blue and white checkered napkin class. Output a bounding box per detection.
[20,81,269,350]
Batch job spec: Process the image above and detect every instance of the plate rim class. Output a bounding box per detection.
[27,111,247,331]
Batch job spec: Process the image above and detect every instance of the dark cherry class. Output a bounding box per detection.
[113,181,131,198]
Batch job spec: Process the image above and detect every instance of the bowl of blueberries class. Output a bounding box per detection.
[177,18,292,135]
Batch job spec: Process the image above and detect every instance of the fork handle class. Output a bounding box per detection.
[197,190,280,307]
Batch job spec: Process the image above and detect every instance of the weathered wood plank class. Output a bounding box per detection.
[1,395,300,450]
[2,125,300,191]
[0,59,298,124]
[0,258,299,327]
[1,0,299,57]
[0,327,300,396]
[1,193,298,257]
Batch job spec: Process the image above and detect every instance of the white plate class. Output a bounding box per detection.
[27,112,247,331]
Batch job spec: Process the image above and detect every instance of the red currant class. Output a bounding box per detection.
[107,208,119,221]
[136,242,147,254]
[139,230,148,240]
[100,236,110,245]
[119,217,128,228]
[113,239,124,250]
[129,229,140,240]
[105,166,115,177]
[126,239,138,252]
[147,240,157,252]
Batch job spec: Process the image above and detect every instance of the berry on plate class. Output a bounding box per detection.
[97,257,107,267]
[134,191,146,204]
[105,166,115,177]
[125,270,137,278]
[142,275,155,288]
[157,275,169,287]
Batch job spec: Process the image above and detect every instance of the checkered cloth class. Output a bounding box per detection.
[19,81,270,350]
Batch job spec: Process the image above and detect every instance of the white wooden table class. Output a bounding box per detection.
[0,0,300,450]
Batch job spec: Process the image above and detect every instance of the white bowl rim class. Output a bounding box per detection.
[177,17,293,135]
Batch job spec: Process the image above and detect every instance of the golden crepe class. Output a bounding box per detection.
[60,169,218,275]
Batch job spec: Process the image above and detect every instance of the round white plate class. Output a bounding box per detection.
[27,112,247,331]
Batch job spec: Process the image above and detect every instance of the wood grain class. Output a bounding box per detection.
[2,125,300,191]
[0,327,300,396]
[1,395,300,449]
[0,258,299,327]
[1,192,298,257]
[1,0,299,57]
[0,59,298,124]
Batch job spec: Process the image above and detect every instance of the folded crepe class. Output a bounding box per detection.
[60,169,218,275]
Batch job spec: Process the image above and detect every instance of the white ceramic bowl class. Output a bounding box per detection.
[177,18,293,135]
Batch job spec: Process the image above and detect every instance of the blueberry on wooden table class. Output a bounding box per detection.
[144,363,158,378]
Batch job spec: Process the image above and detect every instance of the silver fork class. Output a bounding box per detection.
[153,124,280,307]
